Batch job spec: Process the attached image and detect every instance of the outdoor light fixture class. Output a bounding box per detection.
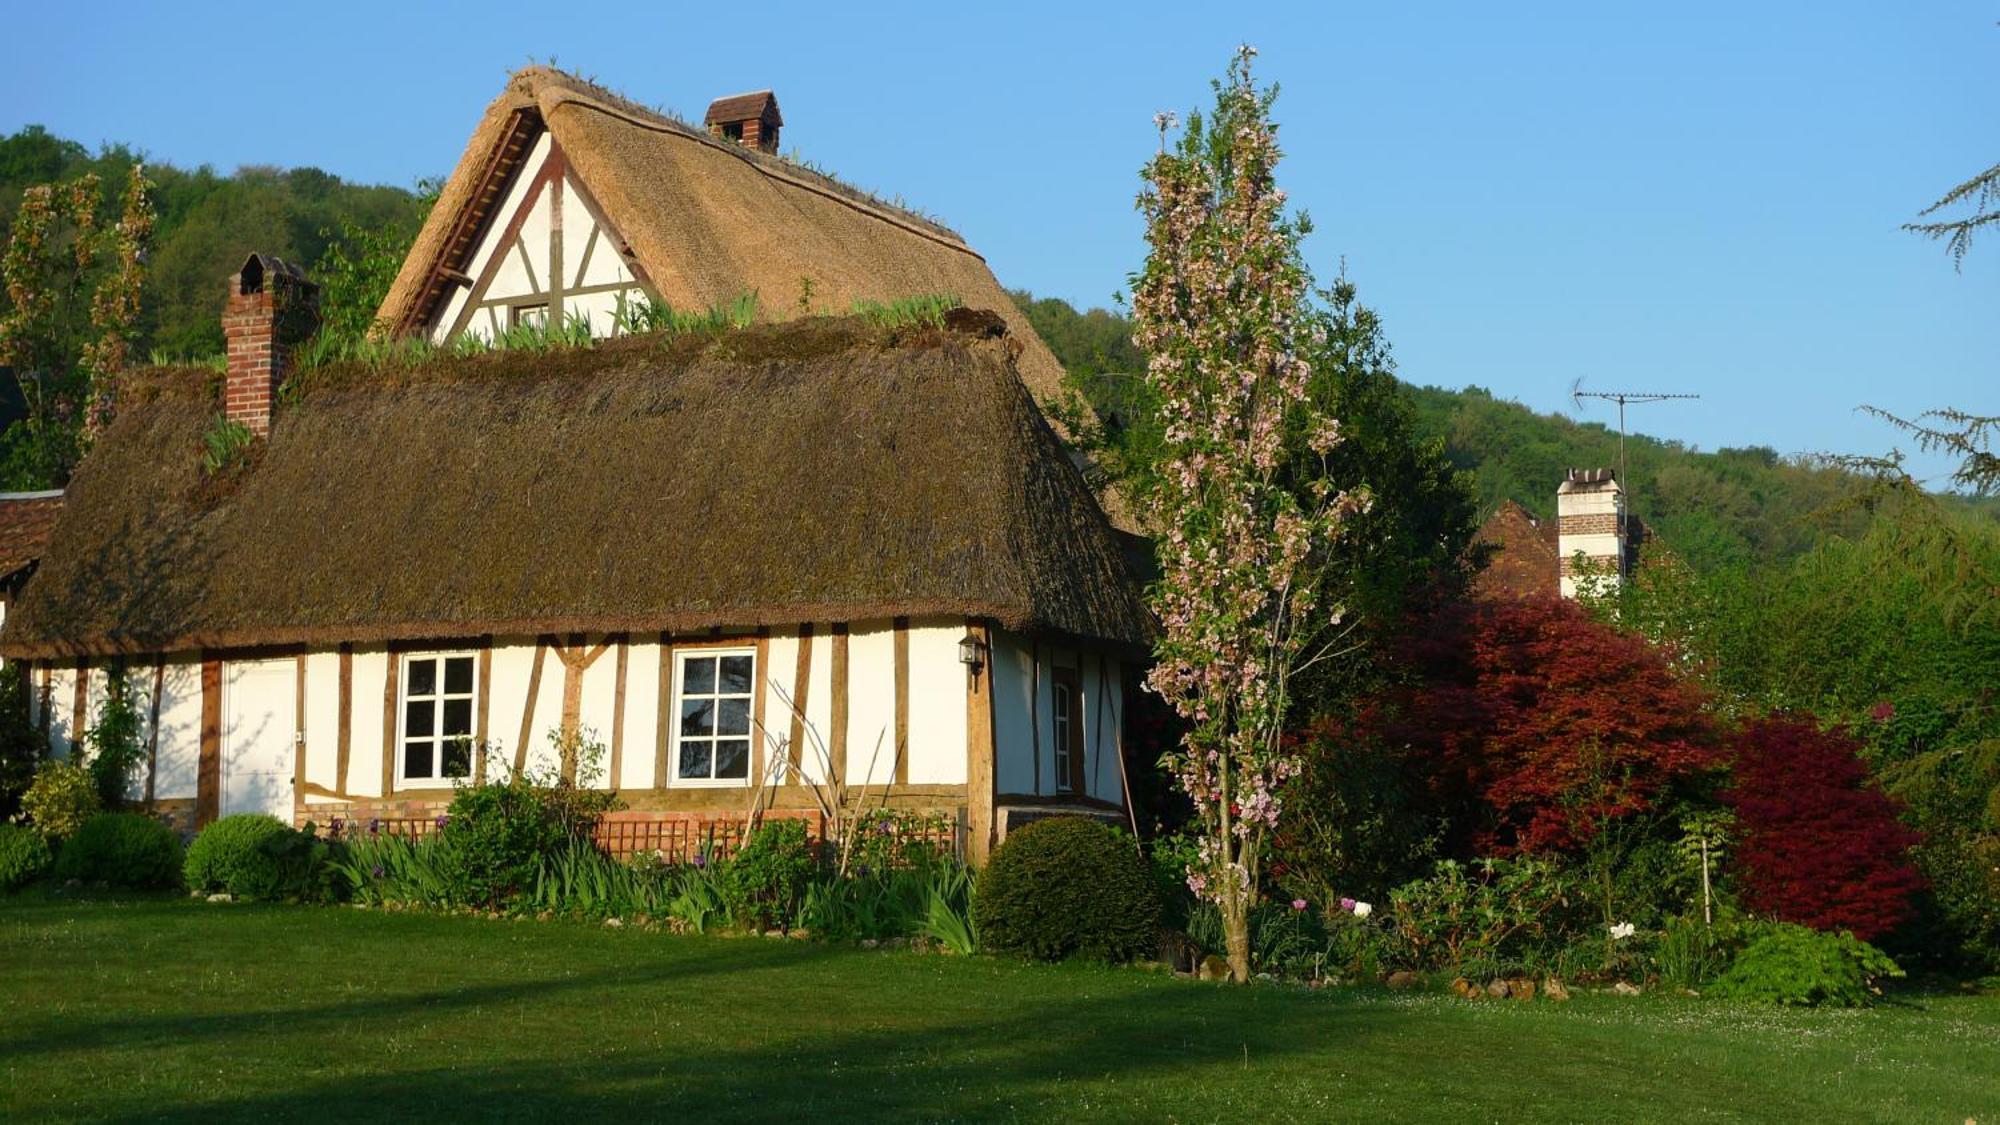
[958,632,987,671]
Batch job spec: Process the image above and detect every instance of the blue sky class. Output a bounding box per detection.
[3,2,1994,481]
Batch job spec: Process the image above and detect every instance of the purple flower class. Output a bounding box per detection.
[330,818,345,832]
[368,818,382,835]
[434,814,450,829]
[1339,897,1357,913]
[371,865,384,879]
[1291,898,1307,912]
[691,854,707,869]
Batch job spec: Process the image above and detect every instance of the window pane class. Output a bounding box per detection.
[682,656,715,695]
[442,737,472,778]
[716,697,750,736]
[408,659,437,697]
[681,699,714,738]
[442,698,472,738]
[444,657,474,695]
[404,740,433,779]
[679,740,712,780]
[405,699,434,738]
[714,739,749,780]
[719,656,753,694]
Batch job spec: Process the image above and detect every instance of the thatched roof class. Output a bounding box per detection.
[0,317,1149,660]
[0,491,63,580]
[377,67,1071,411]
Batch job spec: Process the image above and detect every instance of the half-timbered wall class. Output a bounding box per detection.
[25,615,1104,832]
[429,131,648,344]
[990,629,1123,807]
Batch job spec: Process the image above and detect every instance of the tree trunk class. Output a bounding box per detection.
[1224,895,1253,983]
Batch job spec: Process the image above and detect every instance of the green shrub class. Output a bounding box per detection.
[52,812,182,889]
[1653,913,1733,990]
[438,781,573,908]
[0,663,42,820]
[184,814,338,901]
[1383,856,1579,978]
[0,823,53,891]
[82,671,147,808]
[723,819,818,930]
[1710,922,1904,1006]
[974,816,1160,963]
[21,761,101,841]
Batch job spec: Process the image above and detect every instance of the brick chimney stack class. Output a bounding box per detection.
[1556,468,1627,598]
[704,90,783,155]
[222,254,319,438]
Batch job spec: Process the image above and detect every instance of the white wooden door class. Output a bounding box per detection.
[222,659,296,819]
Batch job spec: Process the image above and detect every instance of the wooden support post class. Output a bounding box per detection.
[655,631,674,787]
[380,650,401,797]
[788,624,813,777]
[143,660,164,805]
[196,657,222,828]
[964,620,998,866]
[294,655,308,822]
[336,645,352,794]
[610,636,629,788]
[829,625,849,786]
[475,641,492,784]
[893,617,910,786]
[516,637,548,774]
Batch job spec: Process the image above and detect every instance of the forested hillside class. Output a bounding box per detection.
[0,125,424,360]
[1008,291,1997,569]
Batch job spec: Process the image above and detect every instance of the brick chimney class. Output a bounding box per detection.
[704,90,782,154]
[1556,468,1626,598]
[222,254,318,438]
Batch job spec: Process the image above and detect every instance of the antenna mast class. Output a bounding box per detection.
[1570,387,1701,491]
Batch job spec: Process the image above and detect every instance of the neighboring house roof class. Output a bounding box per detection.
[0,316,1149,660]
[0,490,63,581]
[377,67,1071,411]
[1471,499,1560,600]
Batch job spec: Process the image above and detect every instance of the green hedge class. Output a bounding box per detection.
[184,814,325,900]
[52,812,182,890]
[0,823,52,891]
[975,816,1159,963]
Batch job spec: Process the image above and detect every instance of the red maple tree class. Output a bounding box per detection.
[1383,597,1719,854]
[1725,716,1924,941]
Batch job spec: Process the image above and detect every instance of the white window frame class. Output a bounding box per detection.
[669,647,758,788]
[396,651,480,789]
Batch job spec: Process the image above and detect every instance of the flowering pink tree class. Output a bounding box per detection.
[1133,47,1367,982]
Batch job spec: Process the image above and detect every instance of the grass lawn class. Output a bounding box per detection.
[2,895,1996,1123]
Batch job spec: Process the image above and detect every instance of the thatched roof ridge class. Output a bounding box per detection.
[0,318,1149,660]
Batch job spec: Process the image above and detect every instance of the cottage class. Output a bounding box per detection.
[0,68,1151,864]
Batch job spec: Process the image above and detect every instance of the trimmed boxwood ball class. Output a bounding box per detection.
[52,812,183,890]
[0,823,53,891]
[974,816,1160,963]
[184,813,298,899]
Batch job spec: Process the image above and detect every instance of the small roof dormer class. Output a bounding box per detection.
[704,90,782,154]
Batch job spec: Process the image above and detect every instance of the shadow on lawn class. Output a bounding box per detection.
[84,962,1394,1123]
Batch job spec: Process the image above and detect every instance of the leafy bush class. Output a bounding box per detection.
[184,814,338,901]
[0,663,42,821]
[1653,913,1732,990]
[1710,922,1904,1006]
[52,812,182,889]
[0,823,53,891]
[974,816,1160,963]
[1727,716,1925,941]
[21,761,101,840]
[722,819,818,931]
[1383,856,1579,977]
[438,783,564,907]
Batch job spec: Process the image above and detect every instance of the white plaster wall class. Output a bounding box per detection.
[763,630,801,780]
[907,620,968,785]
[301,652,342,802]
[345,649,387,798]
[991,631,1037,795]
[620,642,662,790]
[153,658,202,801]
[846,622,897,786]
[46,666,76,759]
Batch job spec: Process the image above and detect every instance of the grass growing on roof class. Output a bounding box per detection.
[850,293,961,329]
[2,894,1998,1122]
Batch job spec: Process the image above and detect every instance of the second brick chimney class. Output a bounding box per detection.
[222,253,319,438]
[704,90,783,154]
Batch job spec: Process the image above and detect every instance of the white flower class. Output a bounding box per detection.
[1352,901,1373,918]
[1609,921,1636,941]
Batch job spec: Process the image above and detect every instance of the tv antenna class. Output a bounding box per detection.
[1569,381,1701,491]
